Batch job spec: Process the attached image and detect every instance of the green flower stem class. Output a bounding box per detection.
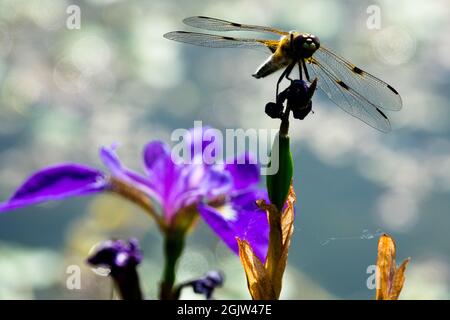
[159,230,186,300]
[114,268,143,300]
[280,104,291,137]
[159,204,199,299]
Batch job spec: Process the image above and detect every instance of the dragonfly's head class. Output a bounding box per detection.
[292,33,320,58]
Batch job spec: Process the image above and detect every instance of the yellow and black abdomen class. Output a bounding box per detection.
[252,34,295,79]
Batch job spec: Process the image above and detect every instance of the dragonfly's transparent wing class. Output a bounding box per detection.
[183,16,288,36]
[163,31,278,53]
[314,47,402,111]
[308,59,391,132]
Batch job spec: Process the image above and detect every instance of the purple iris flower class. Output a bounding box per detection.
[178,270,224,300]
[0,127,269,261]
[87,238,143,272]
[87,238,143,300]
[191,271,224,299]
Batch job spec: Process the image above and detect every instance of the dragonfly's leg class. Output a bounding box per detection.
[298,62,303,81]
[285,62,296,82]
[302,59,311,82]
[276,63,295,98]
[276,71,285,99]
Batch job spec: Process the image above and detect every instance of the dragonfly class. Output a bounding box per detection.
[164,16,402,132]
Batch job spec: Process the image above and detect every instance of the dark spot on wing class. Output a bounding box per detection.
[387,85,399,95]
[337,80,349,90]
[352,66,364,75]
[376,108,388,119]
[231,22,242,27]
[222,36,236,41]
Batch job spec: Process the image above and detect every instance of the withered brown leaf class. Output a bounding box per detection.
[237,185,296,300]
[376,234,410,300]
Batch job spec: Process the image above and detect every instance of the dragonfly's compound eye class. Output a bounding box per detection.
[303,38,317,50]
[294,34,320,58]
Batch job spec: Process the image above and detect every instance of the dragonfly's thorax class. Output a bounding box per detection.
[290,32,320,59]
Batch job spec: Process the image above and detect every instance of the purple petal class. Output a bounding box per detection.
[143,141,172,175]
[202,168,232,198]
[142,138,241,221]
[199,189,269,262]
[189,271,224,300]
[170,166,232,213]
[143,141,177,197]
[184,125,221,163]
[100,145,160,201]
[99,144,123,177]
[225,153,260,190]
[0,164,106,212]
[87,238,142,270]
[143,141,229,218]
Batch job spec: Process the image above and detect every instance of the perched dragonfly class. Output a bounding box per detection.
[164,16,402,132]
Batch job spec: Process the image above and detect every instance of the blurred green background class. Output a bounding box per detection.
[0,0,449,299]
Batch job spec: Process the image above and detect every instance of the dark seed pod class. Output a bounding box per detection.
[292,101,313,120]
[265,102,284,119]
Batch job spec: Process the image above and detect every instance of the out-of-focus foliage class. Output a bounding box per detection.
[0,242,61,299]
[0,0,450,299]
